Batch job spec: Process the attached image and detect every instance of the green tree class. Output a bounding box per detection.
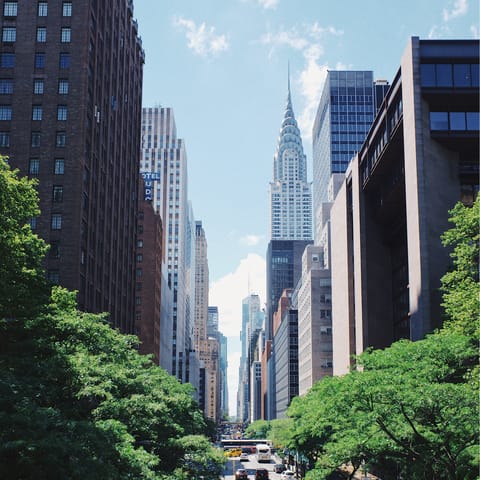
[174,435,225,480]
[244,419,271,439]
[440,193,480,339]
[0,157,216,479]
[287,198,480,480]
[0,156,49,319]
[1,288,210,479]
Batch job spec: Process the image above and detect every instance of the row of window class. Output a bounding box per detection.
[0,78,69,95]
[0,131,68,148]
[28,158,65,175]
[0,104,68,121]
[421,63,479,88]
[3,2,72,17]
[2,26,71,43]
[30,212,63,230]
[430,111,480,131]
[0,52,70,69]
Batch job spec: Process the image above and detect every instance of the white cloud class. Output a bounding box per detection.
[259,23,345,142]
[241,0,279,10]
[239,234,265,246]
[210,253,266,338]
[173,16,229,57]
[258,0,279,9]
[297,56,328,143]
[260,28,309,59]
[442,0,468,21]
[470,24,479,38]
[309,22,344,39]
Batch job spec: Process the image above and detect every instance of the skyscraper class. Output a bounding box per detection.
[270,76,312,241]
[140,107,190,380]
[0,0,144,332]
[312,71,388,242]
[330,37,479,374]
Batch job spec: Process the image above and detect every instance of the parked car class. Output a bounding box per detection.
[255,468,269,480]
[240,452,249,461]
[274,463,286,473]
[235,468,249,480]
[281,470,295,479]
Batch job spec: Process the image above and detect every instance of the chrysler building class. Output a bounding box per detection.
[269,76,312,240]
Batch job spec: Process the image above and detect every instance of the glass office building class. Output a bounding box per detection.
[312,71,388,241]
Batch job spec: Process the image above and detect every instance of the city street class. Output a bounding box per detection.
[222,454,287,480]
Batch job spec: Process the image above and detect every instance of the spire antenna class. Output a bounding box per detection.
[287,61,291,96]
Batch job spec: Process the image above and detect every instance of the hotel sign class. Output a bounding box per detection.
[141,172,161,201]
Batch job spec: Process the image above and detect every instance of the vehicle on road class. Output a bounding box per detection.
[235,468,249,480]
[255,468,269,480]
[274,463,286,473]
[240,452,249,461]
[280,470,295,479]
[256,443,272,462]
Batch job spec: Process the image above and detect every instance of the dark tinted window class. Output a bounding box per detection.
[436,64,452,87]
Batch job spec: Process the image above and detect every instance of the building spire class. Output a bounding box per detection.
[287,61,292,106]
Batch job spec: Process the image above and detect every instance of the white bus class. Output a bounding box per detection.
[256,444,271,462]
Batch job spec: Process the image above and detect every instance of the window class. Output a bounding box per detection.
[450,112,466,131]
[31,132,41,147]
[62,2,72,16]
[49,241,60,258]
[29,158,40,175]
[58,79,69,94]
[2,27,16,42]
[36,27,47,43]
[466,112,480,131]
[29,217,37,230]
[0,79,13,94]
[32,106,42,121]
[136,254,143,262]
[59,53,70,69]
[60,27,71,43]
[54,158,65,174]
[0,53,15,68]
[55,131,66,147]
[37,2,48,16]
[52,185,63,202]
[3,2,18,16]
[0,132,9,146]
[34,53,45,69]
[0,105,12,120]
[51,214,62,230]
[33,79,44,94]
[47,270,60,284]
[57,105,67,121]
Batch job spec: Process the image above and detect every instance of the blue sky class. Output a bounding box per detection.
[134,0,478,416]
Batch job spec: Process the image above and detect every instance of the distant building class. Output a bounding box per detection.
[297,245,333,396]
[194,221,220,422]
[270,75,312,242]
[273,289,298,418]
[331,37,479,374]
[141,107,190,381]
[0,0,144,332]
[135,183,173,368]
[265,239,311,419]
[218,332,229,419]
[312,71,388,242]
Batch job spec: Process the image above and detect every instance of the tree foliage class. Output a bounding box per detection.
[286,197,480,480]
[0,157,224,478]
[0,156,49,319]
[244,419,271,439]
[440,194,480,339]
